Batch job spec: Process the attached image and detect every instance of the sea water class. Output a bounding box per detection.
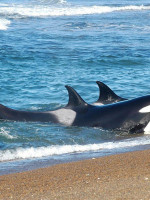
[0,0,150,175]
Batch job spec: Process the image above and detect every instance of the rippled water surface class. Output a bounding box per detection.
[0,0,150,174]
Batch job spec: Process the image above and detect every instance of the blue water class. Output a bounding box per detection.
[0,0,150,175]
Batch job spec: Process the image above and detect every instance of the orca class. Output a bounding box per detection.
[0,86,149,134]
[93,81,127,105]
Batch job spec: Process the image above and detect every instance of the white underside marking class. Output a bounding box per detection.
[144,121,150,134]
[51,108,76,125]
[139,105,150,113]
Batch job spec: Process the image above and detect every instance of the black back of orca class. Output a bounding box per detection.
[0,104,58,123]
[67,94,149,133]
[0,85,149,134]
[75,102,149,132]
[65,85,150,133]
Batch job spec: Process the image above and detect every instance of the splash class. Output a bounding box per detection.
[0,127,16,139]
[0,18,10,30]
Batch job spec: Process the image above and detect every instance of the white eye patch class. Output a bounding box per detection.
[139,105,150,113]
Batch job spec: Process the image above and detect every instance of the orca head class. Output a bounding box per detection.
[127,99,150,134]
[94,81,127,105]
[138,105,150,134]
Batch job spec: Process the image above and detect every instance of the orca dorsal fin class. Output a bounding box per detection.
[65,85,87,108]
[96,81,126,104]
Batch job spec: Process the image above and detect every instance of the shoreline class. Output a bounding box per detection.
[0,149,150,200]
[1,143,150,176]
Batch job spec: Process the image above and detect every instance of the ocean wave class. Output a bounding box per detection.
[34,0,67,5]
[0,5,149,18]
[0,18,10,30]
[0,127,16,140]
[0,136,150,161]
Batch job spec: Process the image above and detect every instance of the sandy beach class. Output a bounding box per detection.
[0,149,150,200]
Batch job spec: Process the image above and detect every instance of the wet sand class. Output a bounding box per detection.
[0,149,150,200]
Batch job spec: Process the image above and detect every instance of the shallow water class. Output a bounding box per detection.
[0,0,150,174]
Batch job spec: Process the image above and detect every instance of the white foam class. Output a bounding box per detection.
[0,5,149,18]
[0,128,16,139]
[0,18,10,30]
[0,136,150,161]
[36,0,66,4]
[139,105,150,113]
